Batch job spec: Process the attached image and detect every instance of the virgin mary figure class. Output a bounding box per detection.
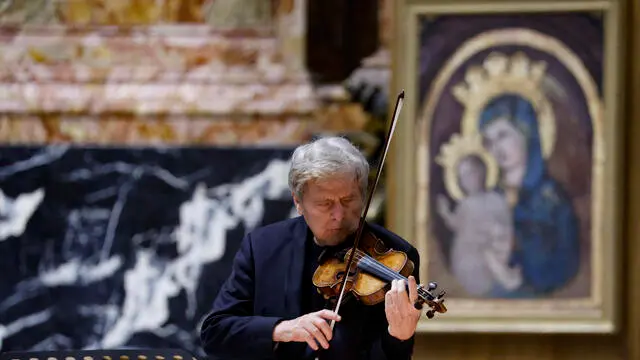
[478,94,580,298]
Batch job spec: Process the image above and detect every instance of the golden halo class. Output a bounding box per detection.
[435,132,499,201]
[452,51,556,158]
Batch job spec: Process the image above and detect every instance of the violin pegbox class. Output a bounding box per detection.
[415,281,447,319]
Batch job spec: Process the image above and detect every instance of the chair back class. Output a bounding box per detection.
[0,348,198,360]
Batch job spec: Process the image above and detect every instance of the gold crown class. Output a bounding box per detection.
[452,51,556,158]
[435,132,498,201]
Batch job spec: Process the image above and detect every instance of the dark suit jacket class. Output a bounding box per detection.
[200,216,421,360]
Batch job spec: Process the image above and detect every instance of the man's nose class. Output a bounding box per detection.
[331,203,345,220]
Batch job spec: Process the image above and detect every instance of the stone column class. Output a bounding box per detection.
[275,0,307,71]
[379,0,393,50]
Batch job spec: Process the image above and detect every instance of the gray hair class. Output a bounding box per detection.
[288,136,370,200]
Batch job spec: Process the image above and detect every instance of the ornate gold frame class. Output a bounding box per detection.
[625,0,640,356]
[388,0,626,333]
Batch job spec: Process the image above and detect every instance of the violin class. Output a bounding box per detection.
[312,224,447,318]
[312,90,447,327]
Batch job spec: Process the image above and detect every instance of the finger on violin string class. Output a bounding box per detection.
[385,286,395,307]
[390,279,399,292]
[394,279,406,294]
[408,276,419,303]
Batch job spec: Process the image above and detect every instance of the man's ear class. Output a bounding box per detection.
[292,192,303,215]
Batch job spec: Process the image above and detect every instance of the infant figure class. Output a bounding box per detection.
[437,155,521,297]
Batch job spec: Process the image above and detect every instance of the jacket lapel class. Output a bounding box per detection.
[282,216,309,319]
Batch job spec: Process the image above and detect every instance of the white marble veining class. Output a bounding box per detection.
[0,188,44,242]
[101,159,292,348]
[0,147,296,355]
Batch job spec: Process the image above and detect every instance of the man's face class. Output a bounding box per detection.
[293,174,363,247]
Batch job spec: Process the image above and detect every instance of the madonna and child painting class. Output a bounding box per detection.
[414,12,608,306]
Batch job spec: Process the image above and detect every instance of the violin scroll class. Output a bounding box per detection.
[413,281,447,320]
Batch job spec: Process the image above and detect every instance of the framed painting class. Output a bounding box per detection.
[387,0,626,333]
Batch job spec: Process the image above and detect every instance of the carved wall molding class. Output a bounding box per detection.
[0,25,317,117]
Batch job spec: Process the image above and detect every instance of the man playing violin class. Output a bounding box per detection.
[200,136,422,359]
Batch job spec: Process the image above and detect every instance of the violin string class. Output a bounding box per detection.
[338,246,435,301]
[355,254,433,301]
[342,249,434,301]
[357,255,432,300]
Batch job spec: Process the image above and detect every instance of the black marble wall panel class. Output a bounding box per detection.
[0,145,296,356]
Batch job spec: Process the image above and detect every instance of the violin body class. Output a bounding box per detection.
[312,230,415,306]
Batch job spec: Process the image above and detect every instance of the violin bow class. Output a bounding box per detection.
[327,90,405,330]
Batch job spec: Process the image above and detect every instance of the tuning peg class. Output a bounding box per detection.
[437,290,446,299]
[426,310,435,319]
[428,282,438,291]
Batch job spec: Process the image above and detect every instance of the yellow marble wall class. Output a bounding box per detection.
[0,0,323,146]
[0,0,276,27]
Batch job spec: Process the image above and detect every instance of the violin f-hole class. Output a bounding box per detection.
[335,268,358,282]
